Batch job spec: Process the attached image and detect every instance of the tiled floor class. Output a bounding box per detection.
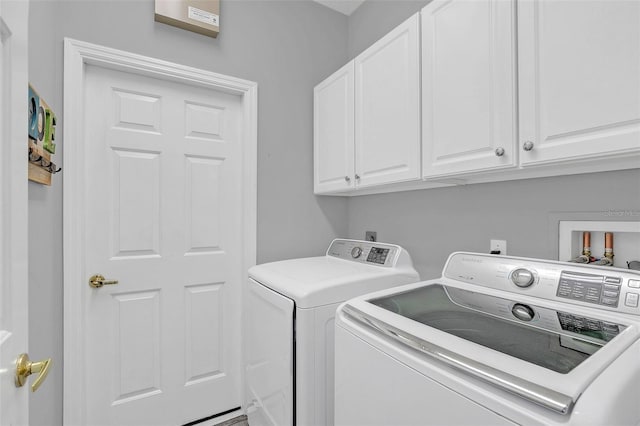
[215,414,248,426]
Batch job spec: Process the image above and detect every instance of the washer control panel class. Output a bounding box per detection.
[443,252,640,316]
[327,239,399,267]
[556,271,622,307]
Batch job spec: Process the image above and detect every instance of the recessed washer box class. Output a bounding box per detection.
[155,0,219,38]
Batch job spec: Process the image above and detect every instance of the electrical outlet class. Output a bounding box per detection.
[365,231,377,242]
[490,239,507,255]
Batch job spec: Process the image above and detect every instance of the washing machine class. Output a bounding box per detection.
[244,239,419,426]
[335,252,640,425]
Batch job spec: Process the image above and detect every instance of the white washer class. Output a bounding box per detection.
[244,239,419,426]
[335,252,640,425]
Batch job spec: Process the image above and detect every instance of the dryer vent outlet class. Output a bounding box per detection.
[366,231,377,242]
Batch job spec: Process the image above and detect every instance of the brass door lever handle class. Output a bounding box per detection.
[15,353,52,392]
[89,274,119,288]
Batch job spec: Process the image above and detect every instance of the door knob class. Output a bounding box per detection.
[89,274,119,288]
[15,353,52,392]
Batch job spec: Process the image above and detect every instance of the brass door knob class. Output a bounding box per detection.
[15,353,52,392]
[89,274,119,288]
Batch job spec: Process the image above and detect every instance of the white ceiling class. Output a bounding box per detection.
[313,0,366,16]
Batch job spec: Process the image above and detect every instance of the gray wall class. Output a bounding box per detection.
[26,0,640,424]
[346,0,640,280]
[28,1,349,424]
[28,0,62,423]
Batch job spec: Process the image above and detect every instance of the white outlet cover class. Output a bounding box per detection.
[490,239,507,255]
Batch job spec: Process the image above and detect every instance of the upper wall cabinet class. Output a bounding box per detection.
[354,13,421,188]
[421,0,517,178]
[314,0,639,196]
[314,62,355,194]
[518,0,640,166]
[314,13,421,194]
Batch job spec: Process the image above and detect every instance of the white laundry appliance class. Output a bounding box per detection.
[335,252,640,425]
[244,239,419,426]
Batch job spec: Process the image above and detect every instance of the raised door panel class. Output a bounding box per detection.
[519,0,640,166]
[314,62,355,194]
[422,0,517,178]
[355,13,421,188]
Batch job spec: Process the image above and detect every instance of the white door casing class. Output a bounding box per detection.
[63,39,257,425]
[518,0,640,165]
[421,0,517,178]
[0,0,29,424]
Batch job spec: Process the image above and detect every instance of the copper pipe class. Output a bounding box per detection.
[604,232,614,260]
[582,231,591,257]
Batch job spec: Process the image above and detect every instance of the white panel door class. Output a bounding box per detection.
[421,0,517,178]
[314,62,355,194]
[518,0,640,166]
[245,279,294,426]
[81,64,244,425]
[355,13,421,188]
[0,1,29,424]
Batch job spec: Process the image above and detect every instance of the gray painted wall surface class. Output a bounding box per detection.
[28,1,62,423]
[346,1,640,280]
[26,0,640,424]
[28,2,348,424]
[348,0,429,58]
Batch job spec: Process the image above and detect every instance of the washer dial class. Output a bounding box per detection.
[351,246,363,259]
[511,268,536,288]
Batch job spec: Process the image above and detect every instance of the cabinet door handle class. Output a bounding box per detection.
[344,176,351,182]
[523,141,535,151]
[495,147,505,157]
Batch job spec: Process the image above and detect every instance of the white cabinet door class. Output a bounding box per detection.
[355,13,421,188]
[518,0,640,166]
[314,62,355,194]
[421,0,517,178]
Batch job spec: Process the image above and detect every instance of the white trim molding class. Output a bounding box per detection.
[62,38,258,425]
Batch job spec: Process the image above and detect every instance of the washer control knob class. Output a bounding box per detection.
[512,303,535,322]
[351,246,363,259]
[511,268,535,288]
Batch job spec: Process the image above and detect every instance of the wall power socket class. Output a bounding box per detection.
[490,239,507,255]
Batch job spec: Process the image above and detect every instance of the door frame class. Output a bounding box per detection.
[0,0,29,423]
[62,38,258,425]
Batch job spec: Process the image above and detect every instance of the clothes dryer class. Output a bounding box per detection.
[244,239,419,426]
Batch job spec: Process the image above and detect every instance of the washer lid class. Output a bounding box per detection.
[249,256,418,308]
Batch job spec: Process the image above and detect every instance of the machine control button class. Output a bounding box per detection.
[512,303,535,321]
[511,268,536,288]
[604,284,621,292]
[351,246,363,259]
[601,297,618,306]
[605,277,622,284]
[603,290,619,298]
[625,293,639,308]
[628,279,640,289]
